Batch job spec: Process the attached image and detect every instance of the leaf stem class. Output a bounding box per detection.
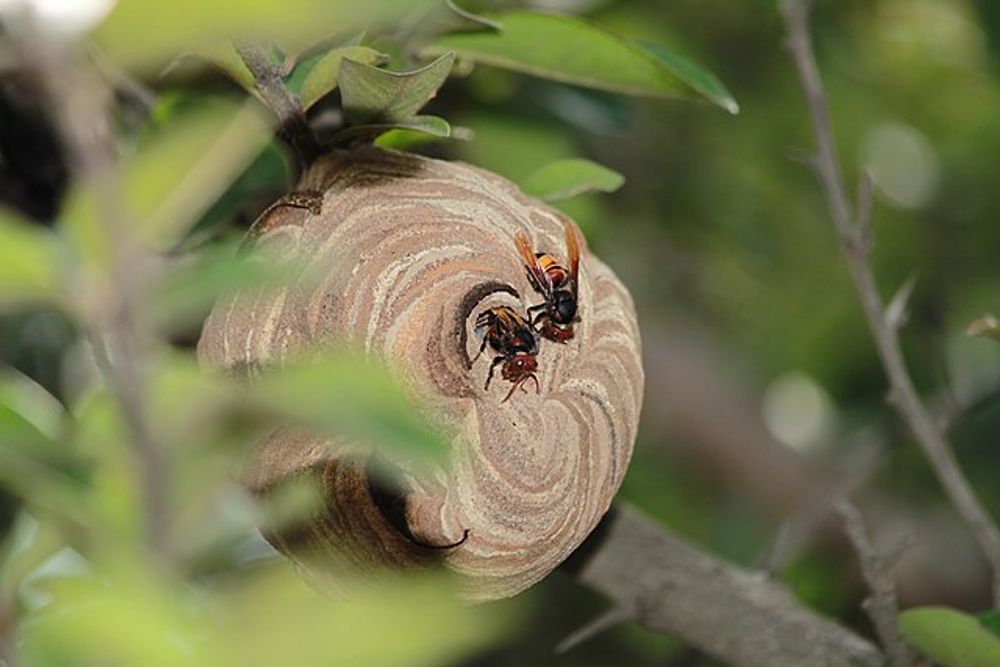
[235,42,321,166]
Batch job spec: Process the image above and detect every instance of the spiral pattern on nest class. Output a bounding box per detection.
[198,147,643,600]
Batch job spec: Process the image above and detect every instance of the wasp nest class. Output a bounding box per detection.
[198,147,643,601]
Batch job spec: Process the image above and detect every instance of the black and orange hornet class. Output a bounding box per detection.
[514,222,582,343]
[473,306,540,402]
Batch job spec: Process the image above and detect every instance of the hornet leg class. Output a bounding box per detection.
[471,332,490,365]
[485,356,504,390]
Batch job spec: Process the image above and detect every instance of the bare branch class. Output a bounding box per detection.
[856,169,874,253]
[838,502,916,667]
[555,605,633,654]
[571,504,883,667]
[16,28,170,564]
[234,42,320,166]
[780,0,1000,605]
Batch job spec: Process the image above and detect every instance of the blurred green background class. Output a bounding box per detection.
[1,0,999,665]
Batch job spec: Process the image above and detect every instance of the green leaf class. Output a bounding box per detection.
[59,101,270,265]
[899,606,1000,667]
[636,41,739,115]
[428,12,738,112]
[217,570,518,667]
[192,42,258,93]
[339,52,455,126]
[151,242,295,335]
[520,158,625,202]
[299,46,388,110]
[93,0,435,70]
[146,352,235,450]
[283,33,373,95]
[981,611,1000,639]
[334,115,452,145]
[19,574,202,667]
[0,376,89,526]
[0,366,65,446]
[0,514,65,600]
[125,102,271,249]
[251,354,448,467]
[0,213,63,309]
[375,124,472,150]
[968,315,1000,341]
[182,139,291,246]
[435,0,503,33]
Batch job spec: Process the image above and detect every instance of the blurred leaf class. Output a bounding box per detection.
[70,391,145,548]
[0,368,71,514]
[435,0,503,33]
[973,0,1000,65]
[128,102,272,249]
[0,366,65,443]
[59,102,271,264]
[635,41,739,115]
[194,42,258,93]
[0,369,89,526]
[0,419,89,530]
[93,0,435,70]
[151,242,295,334]
[21,567,514,667]
[184,141,291,245]
[981,611,1000,639]
[427,12,737,111]
[0,213,63,309]
[340,53,455,125]
[520,157,624,201]
[898,606,1000,667]
[453,112,578,181]
[334,115,453,144]
[219,569,516,667]
[525,81,634,134]
[19,574,207,667]
[147,352,232,447]
[0,514,64,600]
[298,46,388,110]
[251,354,448,467]
[0,455,90,529]
[968,314,1000,341]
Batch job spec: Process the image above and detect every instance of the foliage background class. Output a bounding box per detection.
[1,0,999,665]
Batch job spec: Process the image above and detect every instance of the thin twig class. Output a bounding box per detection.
[855,169,873,253]
[555,605,633,654]
[779,0,1000,605]
[234,42,320,166]
[837,502,915,667]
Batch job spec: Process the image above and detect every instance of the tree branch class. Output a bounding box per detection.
[779,0,1000,605]
[234,42,320,166]
[19,37,171,565]
[569,504,883,667]
[838,502,915,667]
